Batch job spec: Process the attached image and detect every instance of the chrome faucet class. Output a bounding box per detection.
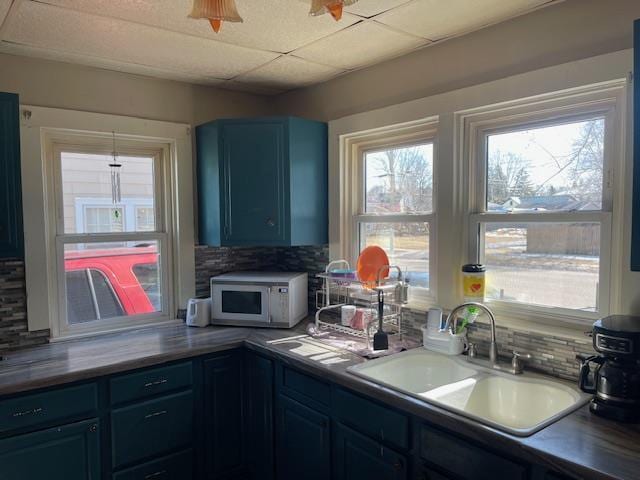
[444,302,498,364]
[444,302,531,375]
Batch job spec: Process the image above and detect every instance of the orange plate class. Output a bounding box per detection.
[357,246,390,287]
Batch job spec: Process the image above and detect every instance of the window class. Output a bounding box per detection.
[84,206,123,233]
[135,207,155,231]
[351,131,436,298]
[51,136,172,337]
[469,105,617,321]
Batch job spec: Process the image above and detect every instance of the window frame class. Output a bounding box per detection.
[341,120,439,305]
[48,133,175,338]
[464,89,623,326]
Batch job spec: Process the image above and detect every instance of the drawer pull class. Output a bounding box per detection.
[144,410,167,419]
[144,379,168,388]
[12,407,43,418]
[144,470,166,480]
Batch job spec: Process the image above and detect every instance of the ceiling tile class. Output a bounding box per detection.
[222,80,285,96]
[375,0,550,41]
[41,0,360,53]
[0,0,11,25]
[293,22,426,70]
[4,1,278,80]
[0,40,224,86]
[345,0,413,18]
[235,55,344,90]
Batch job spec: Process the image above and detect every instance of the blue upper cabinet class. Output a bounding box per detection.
[196,116,328,247]
[0,92,24,259]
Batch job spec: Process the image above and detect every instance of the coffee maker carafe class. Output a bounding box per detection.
[578,315,640,422]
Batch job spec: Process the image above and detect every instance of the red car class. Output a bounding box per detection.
[64,246,160,324]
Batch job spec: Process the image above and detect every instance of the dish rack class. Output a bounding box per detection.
[314,260,405,348]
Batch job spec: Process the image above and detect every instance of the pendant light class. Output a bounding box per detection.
[309,0,358,21]
[109,131,122,205]
[189,0,243,33]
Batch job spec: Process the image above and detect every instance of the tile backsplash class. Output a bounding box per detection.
[0,259,49,353]
[402,308,595,381]
[194,244,329,311]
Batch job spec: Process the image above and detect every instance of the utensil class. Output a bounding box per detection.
[357,246,389,288]
[373,290,389,351]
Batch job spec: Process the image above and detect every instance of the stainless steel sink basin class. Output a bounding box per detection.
[348,349,590,436]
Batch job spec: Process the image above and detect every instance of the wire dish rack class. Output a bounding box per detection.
[313,260,405,350]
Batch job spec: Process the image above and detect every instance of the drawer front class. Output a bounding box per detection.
[277,364,331,412]
[0,383,97,434]
[113,449,193,480]
[333,388,409,450]
[111,362,193,405]
[420,426,527,480]
[111,391,194,468]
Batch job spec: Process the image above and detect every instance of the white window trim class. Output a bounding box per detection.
[338,118,439,306]
[20,106,195,337]
[458,81,627,327]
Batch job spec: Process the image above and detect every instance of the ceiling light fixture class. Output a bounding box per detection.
[309,0,358,21]
[189,0,243,33]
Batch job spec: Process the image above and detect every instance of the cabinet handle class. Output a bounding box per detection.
[393,461,403,471]
[88,423,98,433]
[144,410,167,419]
[266,218,276,227]
[144,470,166,480]
[144,378,168,388]
[12,407,43,418]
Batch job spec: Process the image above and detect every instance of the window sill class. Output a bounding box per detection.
[50,319,184,343]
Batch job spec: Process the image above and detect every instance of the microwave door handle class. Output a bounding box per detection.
[267,287,272,323]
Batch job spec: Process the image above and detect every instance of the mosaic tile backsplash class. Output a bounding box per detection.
[402,308,595,381]
[194,244,330,311]
[0,259,49,353]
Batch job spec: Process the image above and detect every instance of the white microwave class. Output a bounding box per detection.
[210,272,308,328]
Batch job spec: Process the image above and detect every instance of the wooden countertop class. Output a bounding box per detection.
[0,322,637,480]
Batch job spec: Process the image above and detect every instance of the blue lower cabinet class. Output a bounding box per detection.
[244,351,274,480]
[0,418,100,480]
[111,390,194,468]
[333,423,407,480]
[275,394,330,480]
[112,449,193,480]
[204,350,245,478]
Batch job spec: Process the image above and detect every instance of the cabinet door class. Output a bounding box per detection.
[244,351,274,480]
[334,423,407,480]
[275,394,330,480]
[221,121,287,245]
[0,418,99,480]
[204,350,244,478]
[0,92,23,258]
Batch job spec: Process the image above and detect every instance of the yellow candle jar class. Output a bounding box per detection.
[462,264,486,302]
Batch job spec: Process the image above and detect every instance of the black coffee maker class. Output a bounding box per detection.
[578,315,640,422]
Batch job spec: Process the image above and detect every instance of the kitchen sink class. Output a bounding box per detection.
[348,349,590,436]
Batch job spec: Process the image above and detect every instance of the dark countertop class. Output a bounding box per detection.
[0,322,638,480]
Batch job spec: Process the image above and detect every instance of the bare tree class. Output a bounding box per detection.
[487,151,534,204]
[369,146,433,213]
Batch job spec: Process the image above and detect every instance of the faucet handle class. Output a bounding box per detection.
[467,342,477,358]
[511,351,531,374]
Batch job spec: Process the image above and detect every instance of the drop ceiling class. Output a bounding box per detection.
[0,0,558,95]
